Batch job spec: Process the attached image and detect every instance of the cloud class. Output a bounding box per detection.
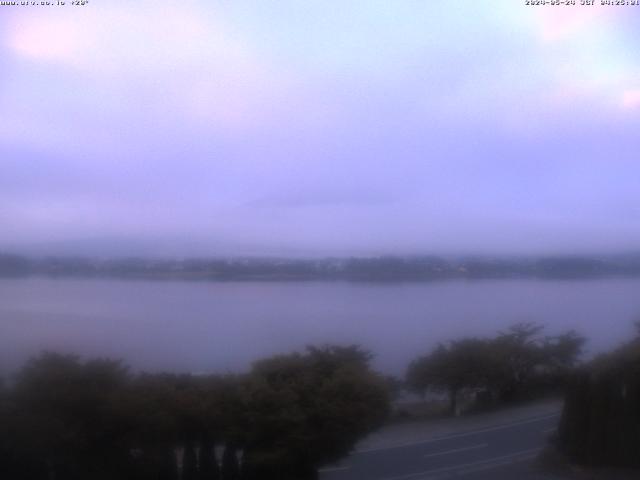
[535,6,608,42]
[8,14,83,63]
[622,89,640,109]
[2,1,640,255]
[1,1,300,144]
[6,3,238,73]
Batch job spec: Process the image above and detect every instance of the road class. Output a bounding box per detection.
[319,409,561,480]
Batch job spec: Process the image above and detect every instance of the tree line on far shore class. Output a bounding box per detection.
[5,252,640,281]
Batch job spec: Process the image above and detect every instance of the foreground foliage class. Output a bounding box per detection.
[557,325,640,468]
[0,345,389,480]
[406,323,585,414]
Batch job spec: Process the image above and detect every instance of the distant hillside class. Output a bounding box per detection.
[3,253,640,282]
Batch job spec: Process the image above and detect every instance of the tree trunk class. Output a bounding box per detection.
[183,442,198,480]
[158,446,179,480]
[449,388,459,416]
[221,444,240,480]
[198,438,220,480]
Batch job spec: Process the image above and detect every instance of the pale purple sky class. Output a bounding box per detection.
[1,1,640,257]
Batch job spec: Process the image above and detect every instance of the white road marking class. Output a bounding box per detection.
[422,443,487,459]
[318,466,351,473]
[451,450,541,478]
[356,412,560,454]
[542,427,556,434]
[381,447,542,480]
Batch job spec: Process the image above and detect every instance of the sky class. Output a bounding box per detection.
[1,0,640,257]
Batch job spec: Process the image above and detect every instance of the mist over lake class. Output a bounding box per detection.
[2,277,638,376]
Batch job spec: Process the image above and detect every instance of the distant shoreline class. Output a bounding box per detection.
[3,253,640,282]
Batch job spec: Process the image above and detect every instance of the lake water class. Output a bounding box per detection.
[1,277,639,376]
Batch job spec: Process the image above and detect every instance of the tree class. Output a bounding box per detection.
[558,327,640,468]
[488,323,546,401]
[10,353,131,480]
[407,324,586,412]
[0,374,16,478]
[242,345,390,479]
[406,338,493,415]
[541,330,586,371]
[2,346,389,479]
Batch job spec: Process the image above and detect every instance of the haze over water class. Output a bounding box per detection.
[2,277,638,376]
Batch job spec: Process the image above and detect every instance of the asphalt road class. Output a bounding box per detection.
[319,412,561,480]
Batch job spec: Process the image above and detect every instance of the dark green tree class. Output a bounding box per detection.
[407,324,585,412]
[242,345,390,479]
[406,338,493,414]
[558,328,640,467]
[10,353,132,480]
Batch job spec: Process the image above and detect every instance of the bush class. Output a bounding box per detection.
[557,332,640,468]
